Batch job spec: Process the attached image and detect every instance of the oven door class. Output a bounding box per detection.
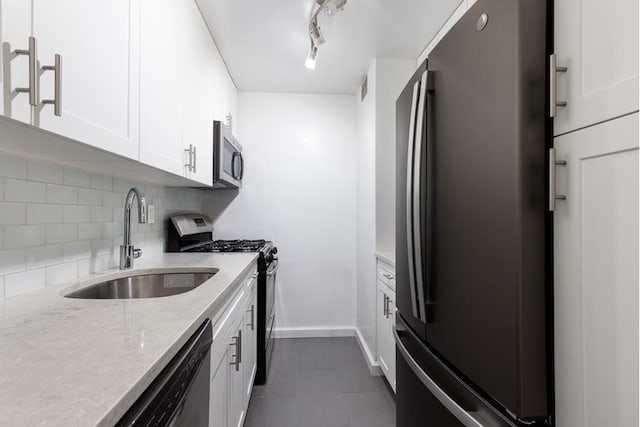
[213,121,243,189]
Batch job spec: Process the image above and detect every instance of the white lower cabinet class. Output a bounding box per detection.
[553,113,639,427]
[375,257,396,392]
[209,271,257,427]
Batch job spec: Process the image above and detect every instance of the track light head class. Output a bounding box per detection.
[305,44,318,69]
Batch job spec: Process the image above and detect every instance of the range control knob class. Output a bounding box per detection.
[271,247,278,255]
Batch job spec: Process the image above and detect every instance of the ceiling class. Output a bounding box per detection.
[196,0,463,94]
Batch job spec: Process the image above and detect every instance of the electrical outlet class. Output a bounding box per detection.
[147,204,155,224]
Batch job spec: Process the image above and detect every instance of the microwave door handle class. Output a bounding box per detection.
[231,152,239,179]
[238,153,244,180]
[406,80,420,320]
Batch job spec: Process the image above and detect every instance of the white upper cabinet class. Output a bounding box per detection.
[182,2,215,186]
[31,0,140,159]
[139,0,186,177]
[0,0,32,124]
[554,0,639,135]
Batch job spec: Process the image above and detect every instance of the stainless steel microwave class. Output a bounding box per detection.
[213,120,243,189]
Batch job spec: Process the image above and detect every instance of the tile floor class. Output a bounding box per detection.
[245,337,396,427]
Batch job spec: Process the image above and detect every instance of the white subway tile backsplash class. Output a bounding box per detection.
[0,249,26,275]
[47,184,78,205]
[91,206,113,223]
[5,268,45,297]
[0,156,27,179]
[0,202,26,225]
[26,244,63,269]
[27,161,64,184]
[63,168,91,187]
[46,261,78,286]
[27,204,63,224]
[102,191,124,208]
[46,224,78,244]
[78,223,102,240]
[5,179,46,202]
[63,241,91,262]
[4,225,46,249]
[78,188,102,206]
[0,153,204,299]
[91,174,113,191]
[63,205,91,223]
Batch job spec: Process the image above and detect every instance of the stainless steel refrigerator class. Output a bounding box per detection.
[395,0,553,426]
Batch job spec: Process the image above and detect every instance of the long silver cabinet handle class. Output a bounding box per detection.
[192,145,197,173]
[549,54,568,118]
[394,328,484,427]
[247,304,255,330]
[549,148,567,211]
[41,54,62,116]
[184,144,194,172]
[14,36,38,106]
[229,329,242,371]
[406,80,420,320]
[383,294,388,316]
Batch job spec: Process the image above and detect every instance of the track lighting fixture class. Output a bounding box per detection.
[304,0,347,69]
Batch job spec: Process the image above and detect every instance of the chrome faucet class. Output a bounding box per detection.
[119,187,148,269]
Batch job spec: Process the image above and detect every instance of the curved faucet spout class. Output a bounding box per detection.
[120,187,147,269]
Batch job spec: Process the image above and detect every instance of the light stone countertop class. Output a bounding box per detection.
[375,251,395,267]
[0,252,258,427]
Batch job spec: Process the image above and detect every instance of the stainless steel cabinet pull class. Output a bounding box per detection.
[382,273,394,281]
[14,36,38,106]
[192,146,197,173]
[383,294,388,316]
[229,329,242,371]
[549,54,568,118]
[184,144,194,172]
[549,148,567,211]
[247,304,255,330]
[41,54,62,116]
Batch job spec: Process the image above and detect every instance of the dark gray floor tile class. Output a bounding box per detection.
[344,391,396,427]
[295,370,350,427]
[252,380,298,398]
[337,359,388,393]
[267,350,298,383]
[273,338,298,354]
[296,337,352,371]
[244,396,299,427]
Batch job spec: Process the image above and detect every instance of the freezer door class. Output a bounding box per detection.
[395,61,429,341]
[424,0,550,420]
[395,316,517,427]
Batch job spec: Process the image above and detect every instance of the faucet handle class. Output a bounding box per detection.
[133,248,142,260]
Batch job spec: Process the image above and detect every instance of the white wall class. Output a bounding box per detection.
[375,59,416,255]
[0,153,204,299]
[355,61,378,352]
[204,92,357,333]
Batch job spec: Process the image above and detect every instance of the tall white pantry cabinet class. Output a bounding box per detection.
[552,0,639,425]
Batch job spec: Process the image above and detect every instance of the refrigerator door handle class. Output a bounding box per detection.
[406,80,421,319]
[412,70,433,323]
[394,327,485,427]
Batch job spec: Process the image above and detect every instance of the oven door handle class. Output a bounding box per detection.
[266,260,279,276]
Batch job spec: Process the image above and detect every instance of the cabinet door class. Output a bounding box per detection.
[554,113,638,427]
[139,0,186,176]
[0,0,31,124]
[554,0,638,135]
[182,2,214,185]
[385,290,396,392]
[31,0,140,159]
[376,286,391,378]
[243,287,258,406]
[228,315,245,427]
[210,343,229,427]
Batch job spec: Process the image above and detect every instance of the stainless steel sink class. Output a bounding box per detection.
[64,268,218,299]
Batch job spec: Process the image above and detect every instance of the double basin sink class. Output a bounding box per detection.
[64,268,218,299]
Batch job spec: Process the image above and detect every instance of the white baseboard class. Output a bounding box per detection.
[273,326,355,339]
[355,327,383,376]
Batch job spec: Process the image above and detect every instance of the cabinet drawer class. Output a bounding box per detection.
[377,262,396,291]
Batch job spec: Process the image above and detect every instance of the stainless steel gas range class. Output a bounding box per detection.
[167,213,278,385]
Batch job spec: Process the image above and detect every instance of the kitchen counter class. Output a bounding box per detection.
[375,251,395,267]
[0,252,258,427]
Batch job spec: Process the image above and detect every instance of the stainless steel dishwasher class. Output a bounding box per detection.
[117,319,212,426]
